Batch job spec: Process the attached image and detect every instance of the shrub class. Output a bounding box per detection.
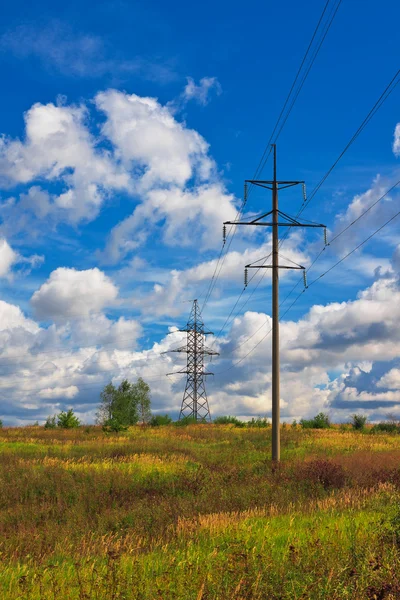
[299,459,346,490]
[247,417,270,428]
[371,419,400,434]
[102,418,128,433]
[44,415,57,429]
[0,419,2,428]
[300,412,331,429]
[213,415,245,427]
[351,414,367,430]
[150,414,172,426]
[57,409,81,429]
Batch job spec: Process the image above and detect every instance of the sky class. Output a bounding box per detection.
[0,0,400,424]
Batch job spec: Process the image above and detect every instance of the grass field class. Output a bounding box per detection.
[1,424,400,599]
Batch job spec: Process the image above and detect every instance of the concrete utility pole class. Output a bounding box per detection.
[224,145,325,461]
[165,299,219,421]
[271,145,280,462]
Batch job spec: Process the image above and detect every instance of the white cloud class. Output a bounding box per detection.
[0,300,39,334]
[331,176,397,251]
[38,386,79,399]
[393,123,400,157]
[130,232,308,317]
[0,237,42,278]
[0,238,18,277]
[182,77,222,106]
[0,100,130,222]
[96,89,215,189]
[101,183,238,263]
[31,267,119,320]
[377,368,400,390]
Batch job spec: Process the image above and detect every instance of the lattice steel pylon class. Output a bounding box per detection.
[165,299,219,421]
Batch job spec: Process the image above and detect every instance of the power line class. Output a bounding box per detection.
[214,182,400,373]
[249,0,341,189]
[214,68,400,345]
[200,1,342,313]
[302,69,400,214]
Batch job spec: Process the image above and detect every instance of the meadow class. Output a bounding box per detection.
[0,424,400,599]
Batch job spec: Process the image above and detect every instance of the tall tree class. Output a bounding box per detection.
[97,379,150,427]
[134,377,152,424]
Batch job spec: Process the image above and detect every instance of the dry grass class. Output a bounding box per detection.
[1,424,400,598]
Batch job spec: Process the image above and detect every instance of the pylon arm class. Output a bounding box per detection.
[246,264,304,270]
[161,345,187,355]
[203,347,220,356]
[224,221,325,227]
[167,370,188,376]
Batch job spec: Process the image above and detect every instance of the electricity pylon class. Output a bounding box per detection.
[224,145,325,461]
[166,299,219,421]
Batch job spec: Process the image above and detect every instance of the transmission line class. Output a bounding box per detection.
[214,67,400,344]
[249,0,342,190]
[214,182,400,373]
[200,1,342,313]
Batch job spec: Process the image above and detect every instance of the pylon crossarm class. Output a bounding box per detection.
[224,210,272,226]
[167,345,188,353]
[203,348,220,356]
[246,264,304,270]
[246,179,304,185]
[224,220,326,228]
[166,371,188,376]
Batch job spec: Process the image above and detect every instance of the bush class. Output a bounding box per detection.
[299,459,346,490]
[351,414,367,430]
[0,419,2,428]
[247,417,270,428]
[150,414,172,426]
[44,415,57,429]
[300,412,331,429]
[371,422,400,434]
[102,418,128,433]
[213,415,245,427]
[57,409,81,429]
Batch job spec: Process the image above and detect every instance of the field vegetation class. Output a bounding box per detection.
[1,423,400,598]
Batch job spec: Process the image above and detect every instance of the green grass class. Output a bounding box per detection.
[0,424,400,598]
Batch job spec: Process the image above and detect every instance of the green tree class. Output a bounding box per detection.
[300,412,331,429]
[44,415,57,429]
[97,383,115,424]
[351,414,367,431]
[57,409,81,429]
[97,379,149,428]
[0,419,3,428]
[135,377,152,424]
[150,414,172,426]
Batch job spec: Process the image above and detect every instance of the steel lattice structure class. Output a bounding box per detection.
[166,300,219,421]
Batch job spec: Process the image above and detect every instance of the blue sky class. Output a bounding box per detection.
[0,0,400,424]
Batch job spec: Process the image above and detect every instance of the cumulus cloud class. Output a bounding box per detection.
[0,296,181,425]
[101,183,238,263]
[0,239,18,277]
[31,267,119,320]
[130,232,308,317]
[2,246,400,425]
[0,89,238,254]
[332,176,398,252]
[0,100,130,222]
[0,237,43,278]
[95,89,214,189]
